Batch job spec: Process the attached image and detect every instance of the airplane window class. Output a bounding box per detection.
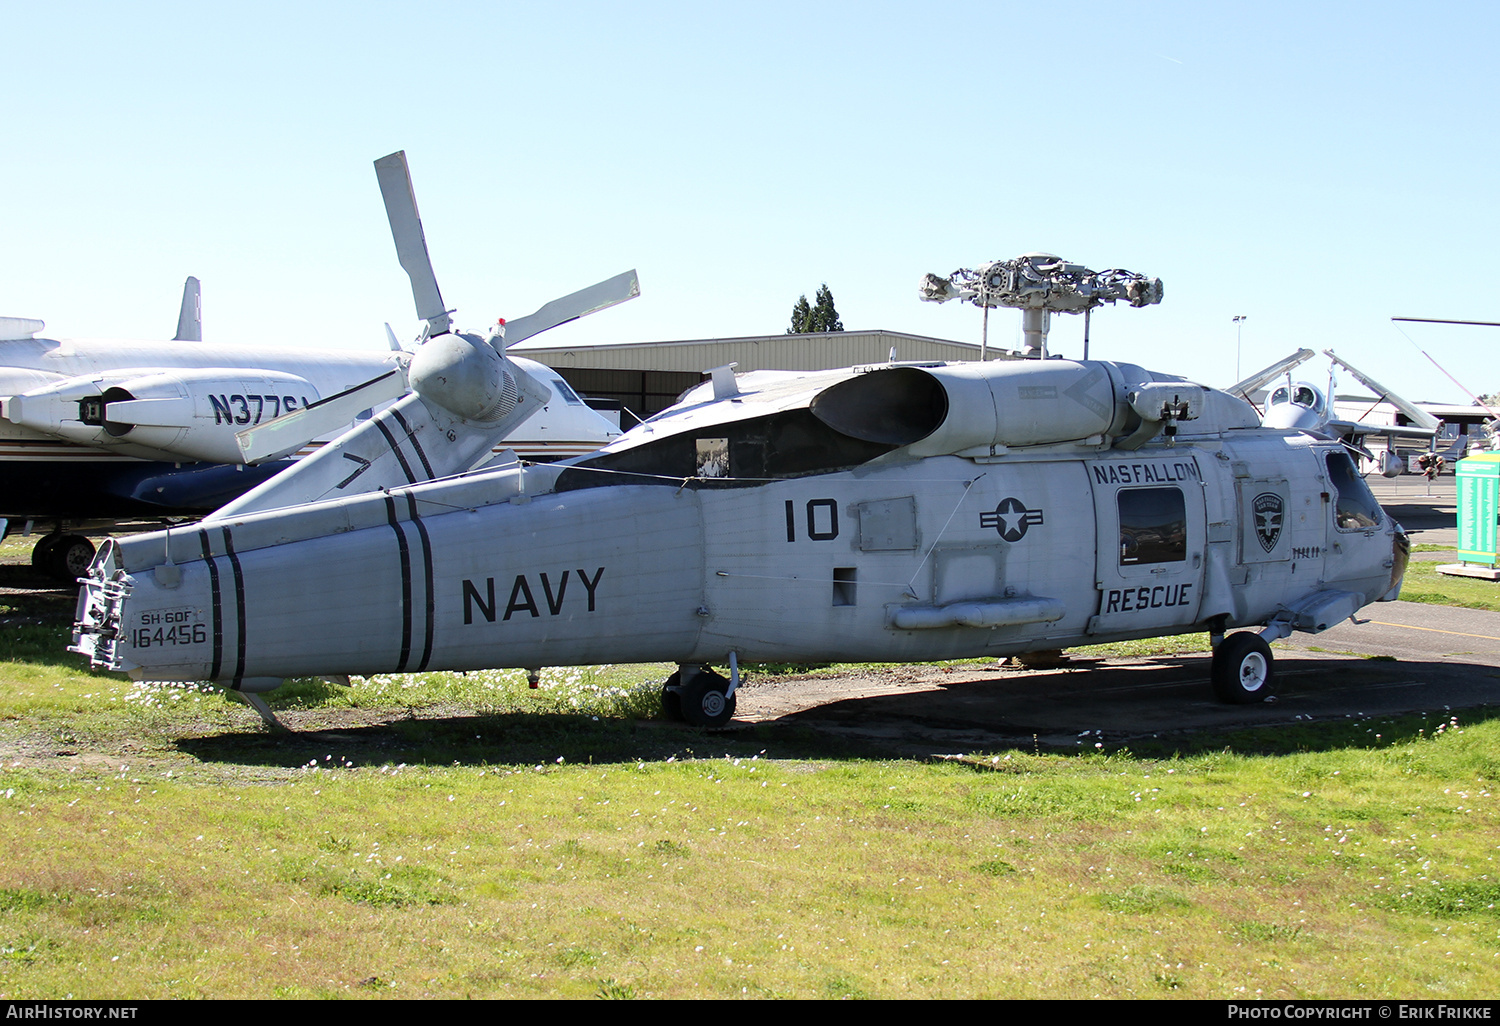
[1326,451,1383,530]
[550,377,585,406]
[1270,386,1289,405]
[1118,488,1186,565]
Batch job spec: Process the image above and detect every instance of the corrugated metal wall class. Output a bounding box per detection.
[514,329,1008,420]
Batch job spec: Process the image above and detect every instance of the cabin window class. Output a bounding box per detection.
[1118,487,1186,565]
[1326,451,1383,530]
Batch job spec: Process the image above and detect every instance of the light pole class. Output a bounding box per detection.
[1233,315,1247,380]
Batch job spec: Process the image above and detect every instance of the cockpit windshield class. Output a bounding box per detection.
[1270,383,1324,413]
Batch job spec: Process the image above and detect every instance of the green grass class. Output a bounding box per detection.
[4,536,1500,997]
[1,623,1499,999]
[1399,559,1500,613]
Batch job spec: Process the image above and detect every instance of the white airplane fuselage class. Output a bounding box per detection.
[0,336,617,520]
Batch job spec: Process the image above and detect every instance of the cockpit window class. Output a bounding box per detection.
[1326,451,1383,530]
[550,377,585,406]
[1270,384,1323,412]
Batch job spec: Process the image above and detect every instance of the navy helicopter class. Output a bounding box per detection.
[70,230,1410,729]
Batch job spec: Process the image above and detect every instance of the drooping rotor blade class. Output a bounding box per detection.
[1324,349,1440,432]
[173,276,201,341]
[503,269,641,345]
[235,367,409,464]
[210,364,549,519]
[374,151,451,337]
[1227,349,1315,402]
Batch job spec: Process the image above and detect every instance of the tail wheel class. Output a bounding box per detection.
[679,668,735,728]
[1211,632,1274,704]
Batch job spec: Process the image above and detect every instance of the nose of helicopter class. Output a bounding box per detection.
[1384,521,1411,601]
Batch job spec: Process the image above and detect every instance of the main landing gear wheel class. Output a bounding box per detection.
[32,534,95,583]
[1211,632,1274,704]
[660,672,685,722]
[662,668,735,728]
[30,535,61,570]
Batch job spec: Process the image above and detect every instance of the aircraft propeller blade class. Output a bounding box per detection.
[374,151,451,337]
[235,367,408,464]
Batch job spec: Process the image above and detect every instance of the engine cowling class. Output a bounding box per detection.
[3,368,319,463]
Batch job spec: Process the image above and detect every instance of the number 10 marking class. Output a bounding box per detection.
[785,498,839,542]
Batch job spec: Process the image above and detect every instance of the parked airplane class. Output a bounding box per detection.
[1227,349,1439,476]
[2,158,628,579]
[72,253,1410,730]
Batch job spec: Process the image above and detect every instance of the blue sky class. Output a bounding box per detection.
[2,1,1495,403]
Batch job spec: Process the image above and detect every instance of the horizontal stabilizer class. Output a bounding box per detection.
[0,317,45,340]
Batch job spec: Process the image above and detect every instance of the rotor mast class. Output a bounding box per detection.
[919,253,1163,359]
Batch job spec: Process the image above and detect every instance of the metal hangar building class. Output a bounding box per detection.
[513,329,1001,421]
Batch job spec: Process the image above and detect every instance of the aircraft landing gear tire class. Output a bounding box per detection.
[677,668,735,729]
[32,534,95,582]
[53,535,96,581]
[30,535,61,571]
[660,673,685,722]
[1212,632,1274,704]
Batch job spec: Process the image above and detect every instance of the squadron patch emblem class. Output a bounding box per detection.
[1253,492,1284,552]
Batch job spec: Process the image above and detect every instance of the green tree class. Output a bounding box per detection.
[787,283,844,334]
[787,294,813,334]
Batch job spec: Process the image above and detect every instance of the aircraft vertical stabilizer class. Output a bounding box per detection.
[173,277,202,342]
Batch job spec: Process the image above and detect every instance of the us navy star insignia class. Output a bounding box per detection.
[980,497,1044,541]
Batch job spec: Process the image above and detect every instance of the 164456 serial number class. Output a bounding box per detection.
[132,609,207,649]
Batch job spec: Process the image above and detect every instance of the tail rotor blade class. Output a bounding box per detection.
[503,269,641,345]
[374,151,451,336]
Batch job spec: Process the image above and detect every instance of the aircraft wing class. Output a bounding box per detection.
[1227,349,1315,403]
[1324,349,1440,433]
[1328,418,1437,442]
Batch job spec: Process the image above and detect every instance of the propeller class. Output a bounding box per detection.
[216,151,639,519]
